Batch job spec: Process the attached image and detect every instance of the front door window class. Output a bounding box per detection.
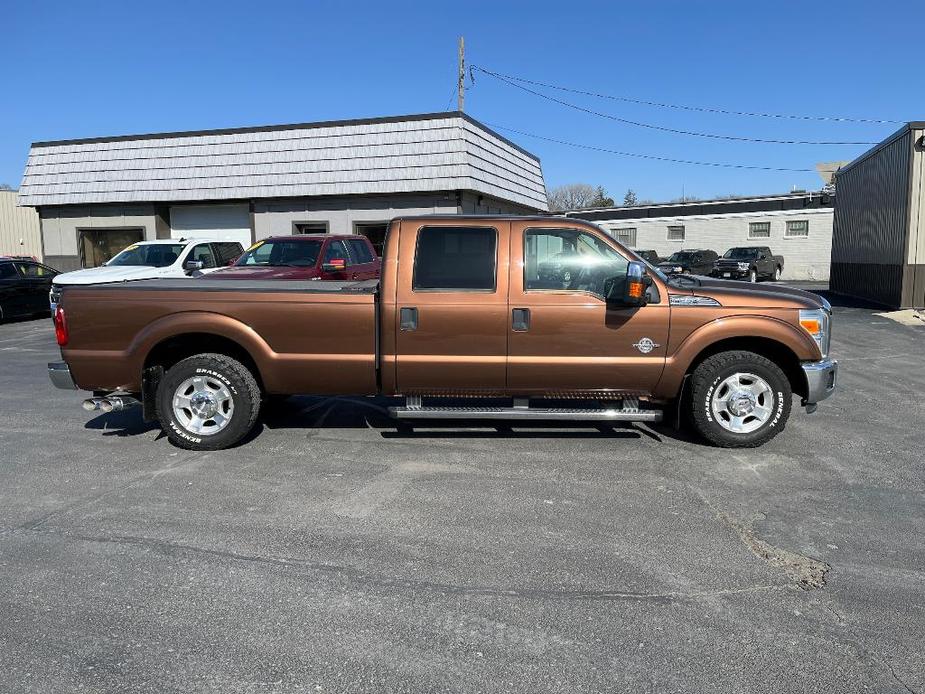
[525,229,627,297]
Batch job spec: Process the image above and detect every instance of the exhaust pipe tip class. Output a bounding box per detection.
[99,399,114,413]
[81,398,101,411]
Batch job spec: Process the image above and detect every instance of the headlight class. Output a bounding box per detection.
[737,262,750,270]
[799,308,831,358]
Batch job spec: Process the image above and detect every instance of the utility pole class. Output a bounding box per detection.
[457,36,465,112]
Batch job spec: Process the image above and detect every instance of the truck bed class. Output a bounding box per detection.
[59,278,381,395]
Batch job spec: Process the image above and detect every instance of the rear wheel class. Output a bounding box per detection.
[773,266,782,281]
[688,350,791,447]
[156,353,261,450]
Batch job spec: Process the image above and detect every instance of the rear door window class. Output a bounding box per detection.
[0,263,16,279]
[413,226,497,291]
[213,242,242,265]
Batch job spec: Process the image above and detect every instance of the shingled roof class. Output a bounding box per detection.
[18,112,548,211]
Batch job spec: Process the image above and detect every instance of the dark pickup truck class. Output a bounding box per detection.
[48,216,836,452]
[713,247,784,282]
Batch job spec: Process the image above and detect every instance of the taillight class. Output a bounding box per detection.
[54,306,68,346]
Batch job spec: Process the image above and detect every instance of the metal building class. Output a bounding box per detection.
[566,192,834,280]
[0,189,42,259]
[831,121,925,308]
[17,112,548,270]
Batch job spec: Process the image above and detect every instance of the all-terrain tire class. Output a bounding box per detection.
[773,266,782,281]
[688,350,791,448]
[156,353,261,450]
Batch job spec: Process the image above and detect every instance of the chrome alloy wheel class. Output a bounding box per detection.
[172,375,235,435]
[710,372,775,433]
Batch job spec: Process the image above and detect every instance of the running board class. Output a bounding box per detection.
[389,403,662,423]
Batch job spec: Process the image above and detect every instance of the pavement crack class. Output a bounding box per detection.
[24,527,788,604]
[697,491,830,590]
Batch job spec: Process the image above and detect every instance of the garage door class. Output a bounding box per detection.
[170,204,252,247]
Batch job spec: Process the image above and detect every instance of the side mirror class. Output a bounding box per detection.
[322,258,346,272]
[184,260,204,272]
[605,261,650,307]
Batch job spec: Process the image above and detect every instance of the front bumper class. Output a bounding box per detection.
[48,361,78,390]
[801,358,837,407]
[712,268,749,278]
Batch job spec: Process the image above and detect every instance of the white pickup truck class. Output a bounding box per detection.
[49,239,243,312]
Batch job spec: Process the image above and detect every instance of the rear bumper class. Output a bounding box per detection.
[801,358,837,406]
[48,361,78,390]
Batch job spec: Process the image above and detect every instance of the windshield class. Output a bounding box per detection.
[107,243,185,267]
[236,239,323,267]
[667,252,695,263]
[724,248,759,259]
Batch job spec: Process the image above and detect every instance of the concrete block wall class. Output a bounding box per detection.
[597,208,833,281]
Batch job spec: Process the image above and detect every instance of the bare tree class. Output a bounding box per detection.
[547,183,598,211]
[0,183,14,191]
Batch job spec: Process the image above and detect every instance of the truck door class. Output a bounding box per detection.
[507,223,669,394]
[394,220,510,392]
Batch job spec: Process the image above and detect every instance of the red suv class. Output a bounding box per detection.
[205,234,380,281]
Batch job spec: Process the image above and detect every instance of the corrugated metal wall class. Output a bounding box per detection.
[0,190,42,259]
[831,127,913,307]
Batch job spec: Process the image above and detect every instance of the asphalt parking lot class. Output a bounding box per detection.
[1,288,923,693]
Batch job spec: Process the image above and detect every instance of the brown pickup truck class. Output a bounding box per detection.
[48,216,837,451]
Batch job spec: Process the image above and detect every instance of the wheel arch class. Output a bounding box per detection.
[683,336,805,399]
[143,332,265,391]
[656,317,817,400]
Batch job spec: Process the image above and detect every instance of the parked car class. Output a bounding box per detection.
[0,258,58,321]
[205,234,380,281]
[634,249,663,265]
[713,246,785,282]
[657,249,719,276]
[49,239,243,312]
[49,216,837,452]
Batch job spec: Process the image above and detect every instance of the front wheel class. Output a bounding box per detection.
[156,353,261,450]
[748,268,757,283]
[688,350,791,447]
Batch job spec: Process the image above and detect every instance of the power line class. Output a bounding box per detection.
[471,66,901,125]
[481,121,815,172]
[473,66,879,146]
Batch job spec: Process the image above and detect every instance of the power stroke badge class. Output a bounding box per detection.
[633,337,660,354]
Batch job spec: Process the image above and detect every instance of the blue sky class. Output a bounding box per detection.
[3,0,922,202]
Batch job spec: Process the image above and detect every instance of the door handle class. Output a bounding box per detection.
[400,307,418,331]
[512,307,531,332]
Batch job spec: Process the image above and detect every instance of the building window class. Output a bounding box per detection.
[354,221,389,257]
[413,226,497,291]
[611,228,637,248]
[77,228,145,268]
[786,220,809,237]
[667,225,685,241]
[749,222,771,238]
[294,221,328,235]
